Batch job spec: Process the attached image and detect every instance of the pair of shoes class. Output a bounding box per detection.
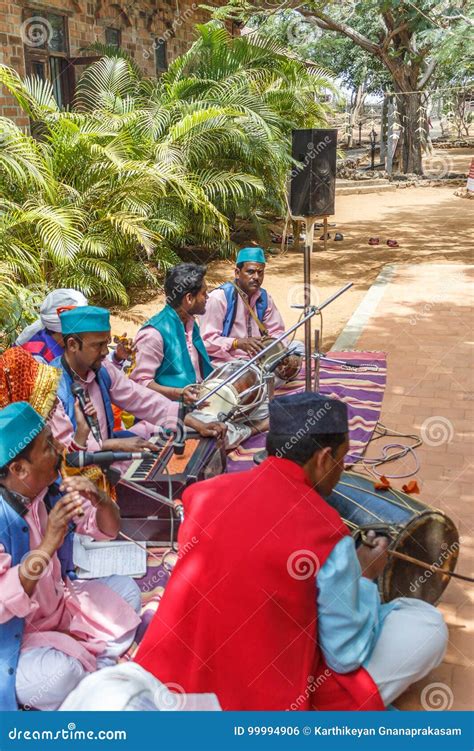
[368,238,400,247]
[320,233,344,241]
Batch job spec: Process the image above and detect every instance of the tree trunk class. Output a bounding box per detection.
[379,93,389,164]
[347,83,366,148]
[394,90,423,175]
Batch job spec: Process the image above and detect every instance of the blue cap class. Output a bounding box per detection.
[60,306,110,335]
[0,402,45,467]
[236,247,266,265]
[269,392,348,435]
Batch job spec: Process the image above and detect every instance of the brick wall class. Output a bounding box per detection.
[0,0,226,130]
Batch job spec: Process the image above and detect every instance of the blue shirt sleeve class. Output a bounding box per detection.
[317,536,396,674]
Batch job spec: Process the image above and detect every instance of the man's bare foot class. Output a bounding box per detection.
[248,417,269,436]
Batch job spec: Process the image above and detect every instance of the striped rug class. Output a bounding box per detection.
[226,350,387,471]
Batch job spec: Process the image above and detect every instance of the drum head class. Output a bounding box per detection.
[199,379,239,418]
[382,511,459,604]
[199,361,265,418]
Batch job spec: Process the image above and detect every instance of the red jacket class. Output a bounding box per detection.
[135,456,384,711]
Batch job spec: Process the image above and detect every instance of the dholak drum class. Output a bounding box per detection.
[198,360,265,420]
[327,471,459,604]
[259,336,301,382]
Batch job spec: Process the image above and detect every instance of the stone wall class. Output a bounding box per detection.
[0,0,224,129]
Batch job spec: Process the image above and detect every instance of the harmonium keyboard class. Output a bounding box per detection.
[116,430,226,544]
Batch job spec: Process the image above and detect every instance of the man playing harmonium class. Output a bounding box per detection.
[135,393,448,711]
[0,402,141,710]
[52,306,226,455]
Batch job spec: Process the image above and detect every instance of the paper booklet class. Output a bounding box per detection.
[73,535,147,579]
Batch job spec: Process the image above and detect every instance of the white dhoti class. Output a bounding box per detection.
[365,598,448,706]
[16,575,141,711]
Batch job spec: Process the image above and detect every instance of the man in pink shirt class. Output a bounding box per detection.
[0,402,141,710]
[131,263,214,404]
[199,247,288,363]
[52,306,226,458]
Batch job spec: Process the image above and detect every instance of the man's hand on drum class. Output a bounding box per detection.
[357,530,389,580]
[234,337,265,357]
[185,414,228,441]
[178,384,207,406]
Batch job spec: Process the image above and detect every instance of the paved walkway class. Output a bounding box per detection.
[339,263,473,711]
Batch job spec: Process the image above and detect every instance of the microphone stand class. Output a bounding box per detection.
[193,283,353,410]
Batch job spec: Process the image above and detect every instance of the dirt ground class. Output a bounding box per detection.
[112,148,473,348]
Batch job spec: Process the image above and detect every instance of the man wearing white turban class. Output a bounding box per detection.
[16,289,89,364]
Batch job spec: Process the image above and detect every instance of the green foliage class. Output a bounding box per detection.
[0,22,334,329]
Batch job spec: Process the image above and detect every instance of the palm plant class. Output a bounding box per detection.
[0,22,334,340]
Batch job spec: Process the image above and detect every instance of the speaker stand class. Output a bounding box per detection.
[304,216,317,391]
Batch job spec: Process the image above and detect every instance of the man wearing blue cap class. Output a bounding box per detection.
[0,402,141,710]
[200,247,287,363]
[136,392,447,711]
[52,306,226,454]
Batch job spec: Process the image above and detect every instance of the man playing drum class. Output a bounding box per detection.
[200,246,302,375]
[135,393,448,711]
[131,263,267,447]
[131,263,213,406]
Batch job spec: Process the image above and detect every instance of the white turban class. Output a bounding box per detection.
[59,663,221,711]
[15,288,88,345]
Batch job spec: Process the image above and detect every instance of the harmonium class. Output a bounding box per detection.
[116,429,226,544]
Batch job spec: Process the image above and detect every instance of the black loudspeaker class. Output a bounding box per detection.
[289,129,337,217]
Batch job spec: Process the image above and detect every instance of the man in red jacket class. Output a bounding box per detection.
[135,392,447,710]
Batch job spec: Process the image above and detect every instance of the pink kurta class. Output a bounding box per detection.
[199,288,286,363]
[131,320,203,388]
[51,360,180,452]
[0,489,140,672]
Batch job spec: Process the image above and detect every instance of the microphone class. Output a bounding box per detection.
[71,383,102,444]
[66,450,151,468]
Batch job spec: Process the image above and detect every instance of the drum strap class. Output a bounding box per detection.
[230,282,268,337]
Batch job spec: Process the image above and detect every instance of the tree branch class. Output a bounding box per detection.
[418,57,438,89]
[300,10,380,56]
